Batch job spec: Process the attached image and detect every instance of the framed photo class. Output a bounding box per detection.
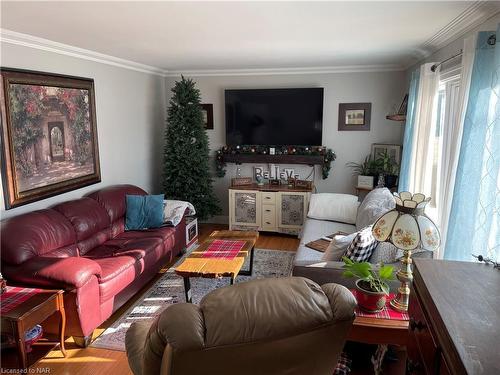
[0,68,101,209]
[200,103,213,129]
[338,102,371,131]
[371,143,402,165]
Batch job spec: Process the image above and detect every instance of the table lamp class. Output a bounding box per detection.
[372,192,440,312]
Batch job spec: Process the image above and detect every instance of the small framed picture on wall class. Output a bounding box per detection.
[200,104,214,129]
[338,102,371,131]
[371,143,401,164]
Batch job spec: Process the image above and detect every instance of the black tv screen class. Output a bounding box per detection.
[225,88,323,146]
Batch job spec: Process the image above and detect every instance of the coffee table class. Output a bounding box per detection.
[175,230,259,302]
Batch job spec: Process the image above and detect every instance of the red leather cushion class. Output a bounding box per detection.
[0,209,76,265]
[83,237,163,261]
[87,184,147,224]
[116,226,175,244]
[53,197,110,241]
[92,257,138,302]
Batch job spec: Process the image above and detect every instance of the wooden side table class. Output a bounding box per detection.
[347,292,409,375]
[1,288,66,369]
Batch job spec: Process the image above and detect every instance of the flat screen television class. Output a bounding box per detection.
[225,88,323,146]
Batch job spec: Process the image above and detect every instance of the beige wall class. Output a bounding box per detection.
[165,71,407,223]
[0,43,166,219]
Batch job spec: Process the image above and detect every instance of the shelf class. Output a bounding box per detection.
[386,114,406,122]
[221,153,325,166]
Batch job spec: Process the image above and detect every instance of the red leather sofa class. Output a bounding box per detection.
[0,185,186,347]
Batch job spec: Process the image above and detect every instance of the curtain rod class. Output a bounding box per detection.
[430,50,463,72]
[430,34,497,72]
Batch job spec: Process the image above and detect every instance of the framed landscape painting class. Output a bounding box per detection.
[0,68,101,209]
[338,102,371,131]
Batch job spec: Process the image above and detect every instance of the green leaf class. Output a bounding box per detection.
[342,270,355,278]
[349,262,371,279]
[342,256,354,265]
[379,265,395,280]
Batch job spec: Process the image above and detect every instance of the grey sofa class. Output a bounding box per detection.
[292,188,432,290]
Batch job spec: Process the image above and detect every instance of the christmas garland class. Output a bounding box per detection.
[215,145,336,179]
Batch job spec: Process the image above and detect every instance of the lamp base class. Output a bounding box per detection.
[390,249,413,313]
[390,292,409,312]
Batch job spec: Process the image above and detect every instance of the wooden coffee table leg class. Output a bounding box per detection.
[183,277,192,303]
[57,294,67,357]
[239,246,255,276]
[13,320,27,369]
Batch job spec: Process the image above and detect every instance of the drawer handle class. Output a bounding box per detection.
[265,209,271,212]
[409,318,426,331]
[265,197,271,199]
[266,222,271,225]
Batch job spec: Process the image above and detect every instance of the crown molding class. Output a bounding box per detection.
[165,64,405,77]
[0,29,168,77]
[406,1,500,67]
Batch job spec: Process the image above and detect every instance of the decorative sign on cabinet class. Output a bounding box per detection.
[229,184,312,235]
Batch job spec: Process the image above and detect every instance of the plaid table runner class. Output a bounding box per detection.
[1,286,42,314]
[351,290,409,321]
[202,239,246,260]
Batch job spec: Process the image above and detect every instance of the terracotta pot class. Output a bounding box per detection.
[355,279,387,313]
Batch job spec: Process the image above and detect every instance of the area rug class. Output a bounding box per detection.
[91,248,295,351]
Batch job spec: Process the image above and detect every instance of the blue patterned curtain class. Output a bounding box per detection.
[445,27,500,261]
[398,70,420,191]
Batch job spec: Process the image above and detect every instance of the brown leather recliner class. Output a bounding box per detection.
[125,276,357,375]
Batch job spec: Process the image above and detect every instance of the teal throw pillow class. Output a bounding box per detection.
[125,194,164,230]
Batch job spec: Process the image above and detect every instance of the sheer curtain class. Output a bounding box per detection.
[445,26,500,262]
[407,63,440,195]
[399,70,419,192]
[436,35,476,255]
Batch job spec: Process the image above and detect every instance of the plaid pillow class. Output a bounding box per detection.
[343,226,378,262]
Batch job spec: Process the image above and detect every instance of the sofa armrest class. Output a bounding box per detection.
[126,303,204,375]
[292,260,350,287]
[321,283,357,321]
[2,256,102,289]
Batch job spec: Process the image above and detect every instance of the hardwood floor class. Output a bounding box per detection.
[1,224,299,374]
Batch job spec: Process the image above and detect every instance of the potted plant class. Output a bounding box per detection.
[342,256,394,313]
[376,150,399,188]
[346,156,376,189]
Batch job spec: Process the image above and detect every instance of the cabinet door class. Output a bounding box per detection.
[277,192,308,229]
[229,190,261,228]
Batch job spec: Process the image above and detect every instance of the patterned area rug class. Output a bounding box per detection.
[91,248,295,351]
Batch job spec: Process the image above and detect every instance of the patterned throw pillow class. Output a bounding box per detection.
[343,226,378,262]
[369,242,399,264]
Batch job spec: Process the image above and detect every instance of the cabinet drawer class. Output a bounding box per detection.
[262,205,276,228]
[261,192,276,204]
[409,292,439,375]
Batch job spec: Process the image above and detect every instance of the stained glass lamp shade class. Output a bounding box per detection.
[372,192,441,311]
[372,192,440,251]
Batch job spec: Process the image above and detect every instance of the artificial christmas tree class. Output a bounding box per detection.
[162,76,221,220]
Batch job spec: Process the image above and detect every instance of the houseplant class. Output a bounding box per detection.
[375,150,399,188]
[346,156,378,188]
[342,256,394,312]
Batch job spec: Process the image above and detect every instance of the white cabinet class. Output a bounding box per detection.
[229,186,310,235]
[229,190,261,229]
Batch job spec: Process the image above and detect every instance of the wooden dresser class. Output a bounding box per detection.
[408,259,500,374]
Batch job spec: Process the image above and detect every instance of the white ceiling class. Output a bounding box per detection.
[1,1,499,74]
